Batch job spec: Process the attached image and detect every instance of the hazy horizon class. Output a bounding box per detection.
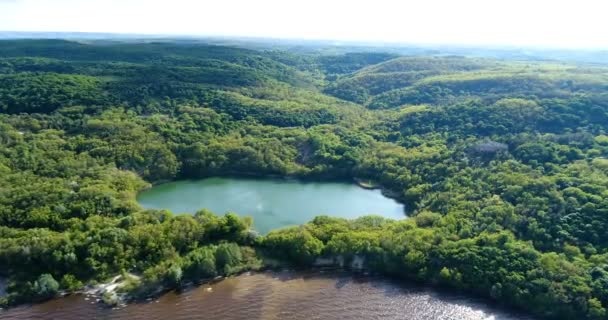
[1,0,607,49]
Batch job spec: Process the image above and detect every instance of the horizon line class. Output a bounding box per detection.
[1,30,607,52]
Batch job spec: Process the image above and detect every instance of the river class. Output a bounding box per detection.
[1,271,533,320]
[137,177,405,234]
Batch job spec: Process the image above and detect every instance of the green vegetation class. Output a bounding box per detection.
[1,39,608,319]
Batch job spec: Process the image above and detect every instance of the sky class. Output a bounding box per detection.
[0,0,607,49]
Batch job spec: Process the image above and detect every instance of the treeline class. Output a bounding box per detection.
[261,215,608,319]
[1,40,608,319]
[0,208,259,305]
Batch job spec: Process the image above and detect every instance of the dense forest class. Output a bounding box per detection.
[1,39,608,319]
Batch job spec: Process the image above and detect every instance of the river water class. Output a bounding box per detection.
[1,271,533,320]
[137,177,405,234]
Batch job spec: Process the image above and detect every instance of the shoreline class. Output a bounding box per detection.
[139,174,408,214]
[2,268,533,320]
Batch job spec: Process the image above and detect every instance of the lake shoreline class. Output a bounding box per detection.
[141,174,408,213]
[137,176,407,234]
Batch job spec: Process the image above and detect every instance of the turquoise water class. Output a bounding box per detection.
[137,177,405,233]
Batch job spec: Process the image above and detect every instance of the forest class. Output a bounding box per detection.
[1,39,608,319]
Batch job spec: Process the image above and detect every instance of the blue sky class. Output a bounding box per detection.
[1,0,607,48]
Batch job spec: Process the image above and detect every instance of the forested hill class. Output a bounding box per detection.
[1,39,608,320]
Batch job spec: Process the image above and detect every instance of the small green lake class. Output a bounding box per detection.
[137,177,405,234]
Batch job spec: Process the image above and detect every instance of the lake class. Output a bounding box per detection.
[1,271,534,320]
[137,177,405,234]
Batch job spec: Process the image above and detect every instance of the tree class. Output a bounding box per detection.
[33,274,59,300]
[185,247,217,279]
[215,243,243,275]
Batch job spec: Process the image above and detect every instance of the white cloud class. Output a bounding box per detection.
[0,0,607,48]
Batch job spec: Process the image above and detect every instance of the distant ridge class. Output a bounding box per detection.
[1,31,607,65]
